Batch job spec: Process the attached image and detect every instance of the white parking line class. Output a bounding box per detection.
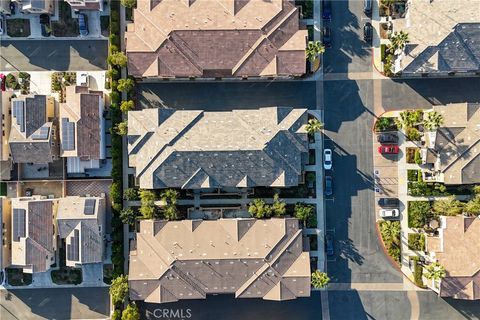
[326,197,335,201]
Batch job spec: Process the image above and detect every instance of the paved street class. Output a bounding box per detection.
[0,287,110,320]
[0,40,108,71]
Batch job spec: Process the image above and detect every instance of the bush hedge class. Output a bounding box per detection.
[408,233,425,251]
[408,201,431,229]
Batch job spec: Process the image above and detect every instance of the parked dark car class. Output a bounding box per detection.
[363,22,373,42]
[322,0,332,20]
[363,0,372,15]
[78,13,89,36]
[10,2,15,15]
[323,26,332,47]
[377,133,398,144]
[325,234,334,256]
[378,198,400,207]
[324,176,333,196]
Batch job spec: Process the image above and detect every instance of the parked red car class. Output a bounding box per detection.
[0,74,5,91]
[378,145,399,154]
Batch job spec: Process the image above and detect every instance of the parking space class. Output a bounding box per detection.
[373,132,400,220]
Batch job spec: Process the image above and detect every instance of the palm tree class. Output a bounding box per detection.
[389,31,410,53]
[423,111,444,131]
[432,196,464,216]
[311,270,330,289]
[306,41,325,62]
[305,118,324,135]
[380,221,401,246]
[424,262,446,281]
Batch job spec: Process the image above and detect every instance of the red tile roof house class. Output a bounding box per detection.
[125,0,308,79]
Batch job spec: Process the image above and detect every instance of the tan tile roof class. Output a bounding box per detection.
[129,218,310,303]
[429,216,480,300]
[433,103,480,184]
[125,0,307,78]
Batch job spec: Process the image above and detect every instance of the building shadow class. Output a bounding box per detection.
[136,80,317,110]
[1,287,109,320]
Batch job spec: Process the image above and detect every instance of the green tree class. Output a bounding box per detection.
[139,190,156,219]
[160,189,179,205]
[121,0,136,8]
[305,118,323,135]
[107,68,119,81]
[389,31,410,52]
[406,127,421,141]
[112,309,121,320]
[120,100,135,113]
[424,262,446,281]
[163,205,179,221]
[395,110,422,130]
[5,73,19,89]
[117,78,135,92]
[272,194,286,217]
[311,270,329,289]
[110,275,129,306]
[379,220,401,245]
[122,303,140,320]
[115,121,128,136]
[432,196,464,216]
[375,117,391,132]
[464,196,480,216]
[123,188,138,201]
[423,111,444,131]
[306,41,325,62]
[120,207,137,226]
[108,52,128,67]
[248,199,273,219]
[294,203,314,226]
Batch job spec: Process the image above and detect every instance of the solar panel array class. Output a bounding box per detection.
[12,100,25,133]
[67,229,80,261]
[31,126,50,140]
[12,208,26,242]
[61,118,76,151]
[84,199,96,215]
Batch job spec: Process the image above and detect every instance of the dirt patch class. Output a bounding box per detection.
[6,19,31,37]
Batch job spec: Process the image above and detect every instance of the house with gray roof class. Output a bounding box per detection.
[60,86,106,174]
[56,196,106,267]
[129,218,310,303]
[13,0,54,14]
[127,107,309,190]
[8,95,58,164]
[422,103,480,185]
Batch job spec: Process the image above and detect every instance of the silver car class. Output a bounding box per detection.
[323,149,332,170]
[379,208,399,219]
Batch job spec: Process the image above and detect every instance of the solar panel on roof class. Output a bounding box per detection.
[84,199,96,215]
[67,229,80,261]
[13,208,26,242]
[61,118,75,151]
[13,101,25,133]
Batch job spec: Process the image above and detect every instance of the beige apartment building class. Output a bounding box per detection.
[125,0,308,79]
[129,218,311,303]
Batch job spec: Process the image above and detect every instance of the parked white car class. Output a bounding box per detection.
[323,149,332,170]
[379,208,399,219]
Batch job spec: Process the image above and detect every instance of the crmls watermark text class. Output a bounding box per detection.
[146,308,193,319]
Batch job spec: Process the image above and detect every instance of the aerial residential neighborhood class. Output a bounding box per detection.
[1,0,480,319]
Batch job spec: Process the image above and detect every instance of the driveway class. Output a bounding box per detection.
[0,287,110,320]
[0,40,107,71]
